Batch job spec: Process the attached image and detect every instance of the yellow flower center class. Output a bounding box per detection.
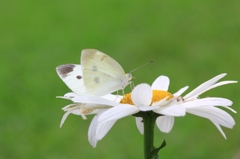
[120,90,173,105]
[120,93,134,105]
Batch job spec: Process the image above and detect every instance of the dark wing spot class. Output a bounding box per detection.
[94,77,100,83]
[76,75,82,79]
[56,64,75,78]
[92,65,97,71]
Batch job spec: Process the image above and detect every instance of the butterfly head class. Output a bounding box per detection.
[126,73,132,80]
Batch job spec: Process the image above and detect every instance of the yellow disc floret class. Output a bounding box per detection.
[152,90,173,102]
[120,90,173,105]
[120,93,134,105]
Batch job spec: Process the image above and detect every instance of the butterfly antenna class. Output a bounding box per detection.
[130,60,154,73]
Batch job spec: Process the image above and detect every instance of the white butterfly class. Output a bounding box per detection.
[56,49,132,96]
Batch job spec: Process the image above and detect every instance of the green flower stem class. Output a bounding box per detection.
[135,112,159,159]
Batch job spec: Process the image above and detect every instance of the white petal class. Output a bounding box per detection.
[151,76,170,91]
[67,109,82,115]
[62,103,80,111]
[211,121,227,139]
[88,114,99,147]
[98,104,139,123]
[186,106,235,128]
[156,116,174,133]
[173,86,189,96]
[131,84,152,106]
[60,111,72,128]
[88,110,116,148]
[182,98,233,108]
[58,92,123,104]
[96,120,117,140]
[135,117,144,135]
[207,81,237,92]
[153,104,186,116]
[102,94,123,103]
[57,92,80,100]
[184,73,227,100]
[65,95,118,106]
[224,106,237,113]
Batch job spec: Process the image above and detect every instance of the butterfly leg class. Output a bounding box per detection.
[129,81,135,90]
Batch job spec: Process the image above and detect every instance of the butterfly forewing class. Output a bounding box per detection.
[81,49,129,95]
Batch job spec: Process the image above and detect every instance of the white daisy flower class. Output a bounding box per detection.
[57,73,237,147]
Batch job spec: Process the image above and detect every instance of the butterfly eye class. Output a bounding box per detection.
[126,73,132,80]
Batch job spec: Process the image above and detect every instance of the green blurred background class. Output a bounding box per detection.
[0,0,239,158]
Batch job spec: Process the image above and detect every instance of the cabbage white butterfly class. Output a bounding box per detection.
[56,49,132,96]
